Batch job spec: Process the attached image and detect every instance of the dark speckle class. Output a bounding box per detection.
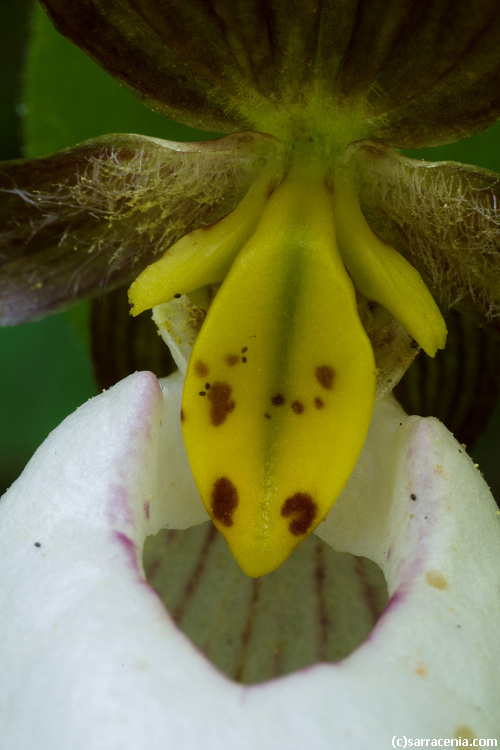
[208,382,235,425]
[271,394,285,406]
[410,493,417,501]
[242,356,247,363]
[180,408,185,422]
[225,353,239,367]
[264,413,271,419]
[34,542,41,548]
[281,493,318,535]
[199,391,206,397]
[315,365,335,390]
[212,477,239,526]
[205,382,210,390]
[241,347,248,353]
[174,293,181,299]
[314,397,325,409]
[291,400,304,414]
[194,360,209,377]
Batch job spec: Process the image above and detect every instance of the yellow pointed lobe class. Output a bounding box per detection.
[334,168,447,357]
[128,161,284,316]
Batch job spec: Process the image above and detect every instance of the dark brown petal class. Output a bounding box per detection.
[0,131,280,325]
[39,0,370,133]
[91,287,176,390]
[338,0,500,147]
[41,1,500,146]
[40,0,241,133]
[395,309,500,448]
[39,0,285,132]
[354,143,500,333]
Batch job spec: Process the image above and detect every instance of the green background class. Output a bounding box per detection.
[1,1,500,496]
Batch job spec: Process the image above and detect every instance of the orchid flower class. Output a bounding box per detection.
[1,1,500,741]
[3,0,500,577]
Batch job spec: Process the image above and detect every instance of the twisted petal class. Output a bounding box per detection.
[0,373,499,746]
[0,131,279,324]
[40,1,500,145]
[355,143,500,332]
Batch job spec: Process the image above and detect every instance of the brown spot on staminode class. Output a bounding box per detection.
[291,400,304,414]
[315,365,335,390]
[264,413,271,419]
[425,569,449,590]
[211,477,239,526]
[208,382,235,426]
[314,397,325,409]
[194,360,209,377]
[180,408,185,422]
[281,493,317,535]
[225,353,239,367]
[271,394,285,406]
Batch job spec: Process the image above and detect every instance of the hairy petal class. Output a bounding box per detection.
[354,143,500,332]
[0,131,279,325]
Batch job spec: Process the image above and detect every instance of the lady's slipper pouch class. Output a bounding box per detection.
[0,370,499,747]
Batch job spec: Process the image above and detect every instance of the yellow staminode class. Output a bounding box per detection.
[181,171,376,577]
